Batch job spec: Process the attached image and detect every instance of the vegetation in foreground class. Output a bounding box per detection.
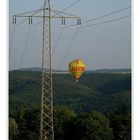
[9,71,131,140]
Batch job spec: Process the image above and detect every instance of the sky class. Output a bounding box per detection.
[9,0,131,70]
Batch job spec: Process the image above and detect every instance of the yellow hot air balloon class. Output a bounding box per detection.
[69,59,86,82]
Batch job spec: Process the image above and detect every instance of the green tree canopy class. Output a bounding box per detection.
[63,111,113,140]
[54,107,76,140]
[9,118,19,140]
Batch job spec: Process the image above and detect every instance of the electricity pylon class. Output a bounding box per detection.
[13,0,81,139]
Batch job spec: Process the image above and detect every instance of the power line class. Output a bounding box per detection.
[12,1,81,139]
[51,0,81,12]
[51,9,78,17]
[57,15,131,70]
[32,21,43,27]
[10,12,43,56]
[10,20,42,61]
[52,27,64,55]
[9,20,32,61]
[10,12,39,29]
[81,15,131,28]
[13,6,44,26]
[65,6,131,28]
[16,19,29,26]
[82,6,131,24]
[9,19,29,58]
[9,26,16,58]
[51,0,62,9]
[13,5,44,17]
[59,0,81,12]
[19,26,32,69]
[18,21,42,70]
[10,0,80,67]
[57,27,80,70]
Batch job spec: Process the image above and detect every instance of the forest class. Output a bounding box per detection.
[9,71,131,140]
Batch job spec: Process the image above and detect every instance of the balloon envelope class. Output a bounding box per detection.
[69,59,86,82]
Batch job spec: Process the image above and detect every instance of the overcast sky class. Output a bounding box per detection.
[9,0,131,70]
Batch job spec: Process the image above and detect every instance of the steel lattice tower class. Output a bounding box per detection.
[12,0,81,139]
[40,0,54,139]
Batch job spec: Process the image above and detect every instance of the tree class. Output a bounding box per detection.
[15,108,40,140]
[109,114,131,140]
[54,106,76,140]
[63,111,113,140]
[9,118,19,140]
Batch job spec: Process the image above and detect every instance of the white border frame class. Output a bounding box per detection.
[0,0,140,139]
[0,0,8,139]
[133,0,140,140]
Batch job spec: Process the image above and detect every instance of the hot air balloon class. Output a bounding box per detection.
[69,59,86,82]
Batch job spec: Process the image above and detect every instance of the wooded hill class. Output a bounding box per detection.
[9,71,131,140]
[9,71,131,115]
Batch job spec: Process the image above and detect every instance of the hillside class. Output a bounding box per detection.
[9,71,131,115]
[17,67,131,73]
[93,68,131,73]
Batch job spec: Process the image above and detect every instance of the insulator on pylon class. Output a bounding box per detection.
[79,18,81,25]
[30,17,32,24]
[64,18,65,25]
[13,17,15,24]
[29,17,33,24]
[14,17,17,24]
[29,17,30,24]
[77,18,81,25]
[61,18,65,25]
[61,18,63,25]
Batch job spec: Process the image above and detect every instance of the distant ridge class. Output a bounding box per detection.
[11,67,131,74]
[19,67,42,71]
[93,68,131,73]
[18,67,69,73]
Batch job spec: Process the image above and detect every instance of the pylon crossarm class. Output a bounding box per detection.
[13,15,80,19]
[52,15,80,19]
[50,9,79,17]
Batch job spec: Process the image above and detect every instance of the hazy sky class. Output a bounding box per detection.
[9,0,131,70]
